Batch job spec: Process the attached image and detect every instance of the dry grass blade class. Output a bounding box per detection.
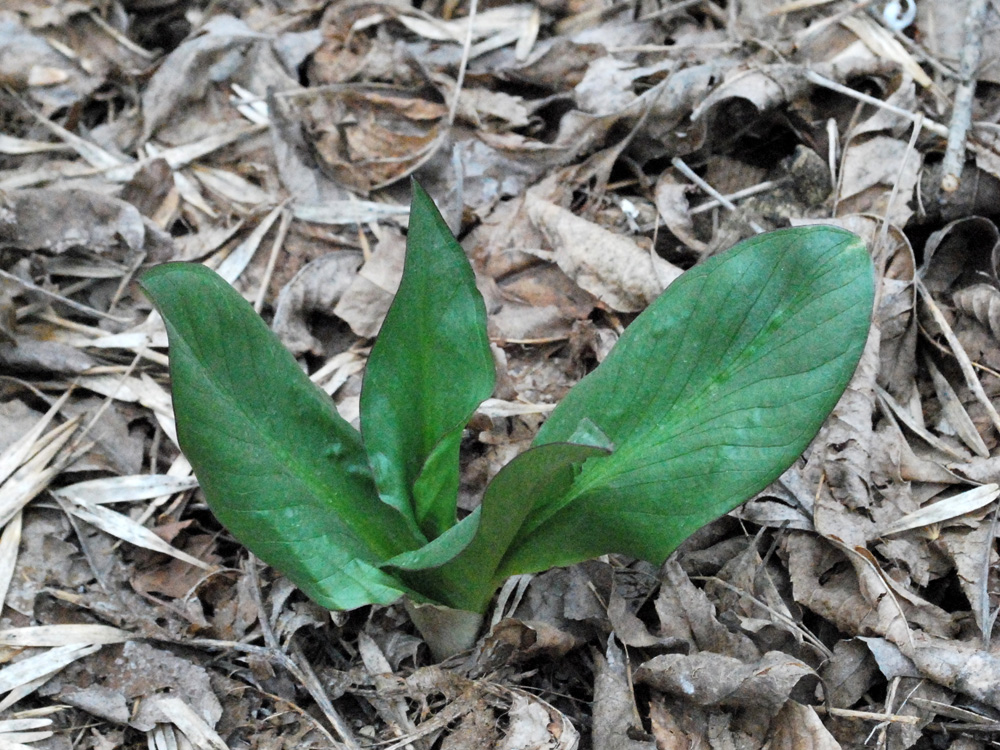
[0,392,71,486]
[0,736,48,750]
[53,474,198,505]
[0,420,79,530]
[879,484,1000,536]
[103,124,269,183]
[839,15,931,87]
[60,499,215,571]
[917,279,1000,434]
[0,645,101,697]
[0,136,70,155]
[214,203,285,283]
[0,513,22,613]
[924,355,989,457]
[875,385,967,460]
[0,625,133,647]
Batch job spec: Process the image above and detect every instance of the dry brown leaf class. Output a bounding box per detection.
[0,188,170,258]
[819,639,879,708]
[657,559,760,660]
[918,0,1000,83]
[654,171,707,253]
[935,524,1000,637]
[0,17,99,111]
[272,251,362,354]
[299,88,447,193]
[634,650,816,713]
[593,640,656,750]
[525,194,681,312]
[838,136,921,226]
[768,701,842,750]
[334,230,405,338]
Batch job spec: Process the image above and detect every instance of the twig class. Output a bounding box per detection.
[940,0,991,191]
[689,180,780,214]
[0,268,131,323]
[670,157,766,234]
[184,637,361,750]
[805,70,949,139]
[813,705,921,725]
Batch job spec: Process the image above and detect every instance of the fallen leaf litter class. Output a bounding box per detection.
[1,0,1000,748]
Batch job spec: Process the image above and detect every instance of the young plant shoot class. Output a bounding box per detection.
[141,182,874,657]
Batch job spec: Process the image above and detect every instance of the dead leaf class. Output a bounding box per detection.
[768,701,842,749]
[593,640,656,750]
[272,251,362,354]
[525,194,681,312]
[0,188,171,258]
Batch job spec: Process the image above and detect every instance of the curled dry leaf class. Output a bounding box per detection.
[953,283,1000,340]
[271,252,363,355]
[298,87,447,193]
[654,171,707,253]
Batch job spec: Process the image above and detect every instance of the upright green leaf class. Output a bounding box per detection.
[141,264,423,610]
[498,226,874,576]
[361,182,495,540]
[400,441,610,612]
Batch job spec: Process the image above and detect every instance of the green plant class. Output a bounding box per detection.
[141,183,873,638]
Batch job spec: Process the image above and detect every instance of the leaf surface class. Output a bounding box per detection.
[141,263,422,610]
[404,441,609,612]
[499,226,874,575]
[360,182,495,539]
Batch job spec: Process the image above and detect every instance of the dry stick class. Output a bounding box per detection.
[940,0,990,191]
[287,638,363,750]
[183,639,349,750]
[670,157,766,234]
[812,705,920,726]
[447,0,479,126]
[0,268,131,323]
[826,117,839,188]
[688,180,779,214]
[806,70,949,139]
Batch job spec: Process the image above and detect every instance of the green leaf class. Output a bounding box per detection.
[404,441,609,612]
[498,226,874,576]
[140,263,424,610]
[360,181,495,540]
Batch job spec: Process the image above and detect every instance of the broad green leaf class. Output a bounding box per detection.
[141,263,424,610]
[498,226,874,576]
[361,182,495,540]
[403,442,609,612]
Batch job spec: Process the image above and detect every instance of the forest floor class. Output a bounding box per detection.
[2,0,1000,748]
